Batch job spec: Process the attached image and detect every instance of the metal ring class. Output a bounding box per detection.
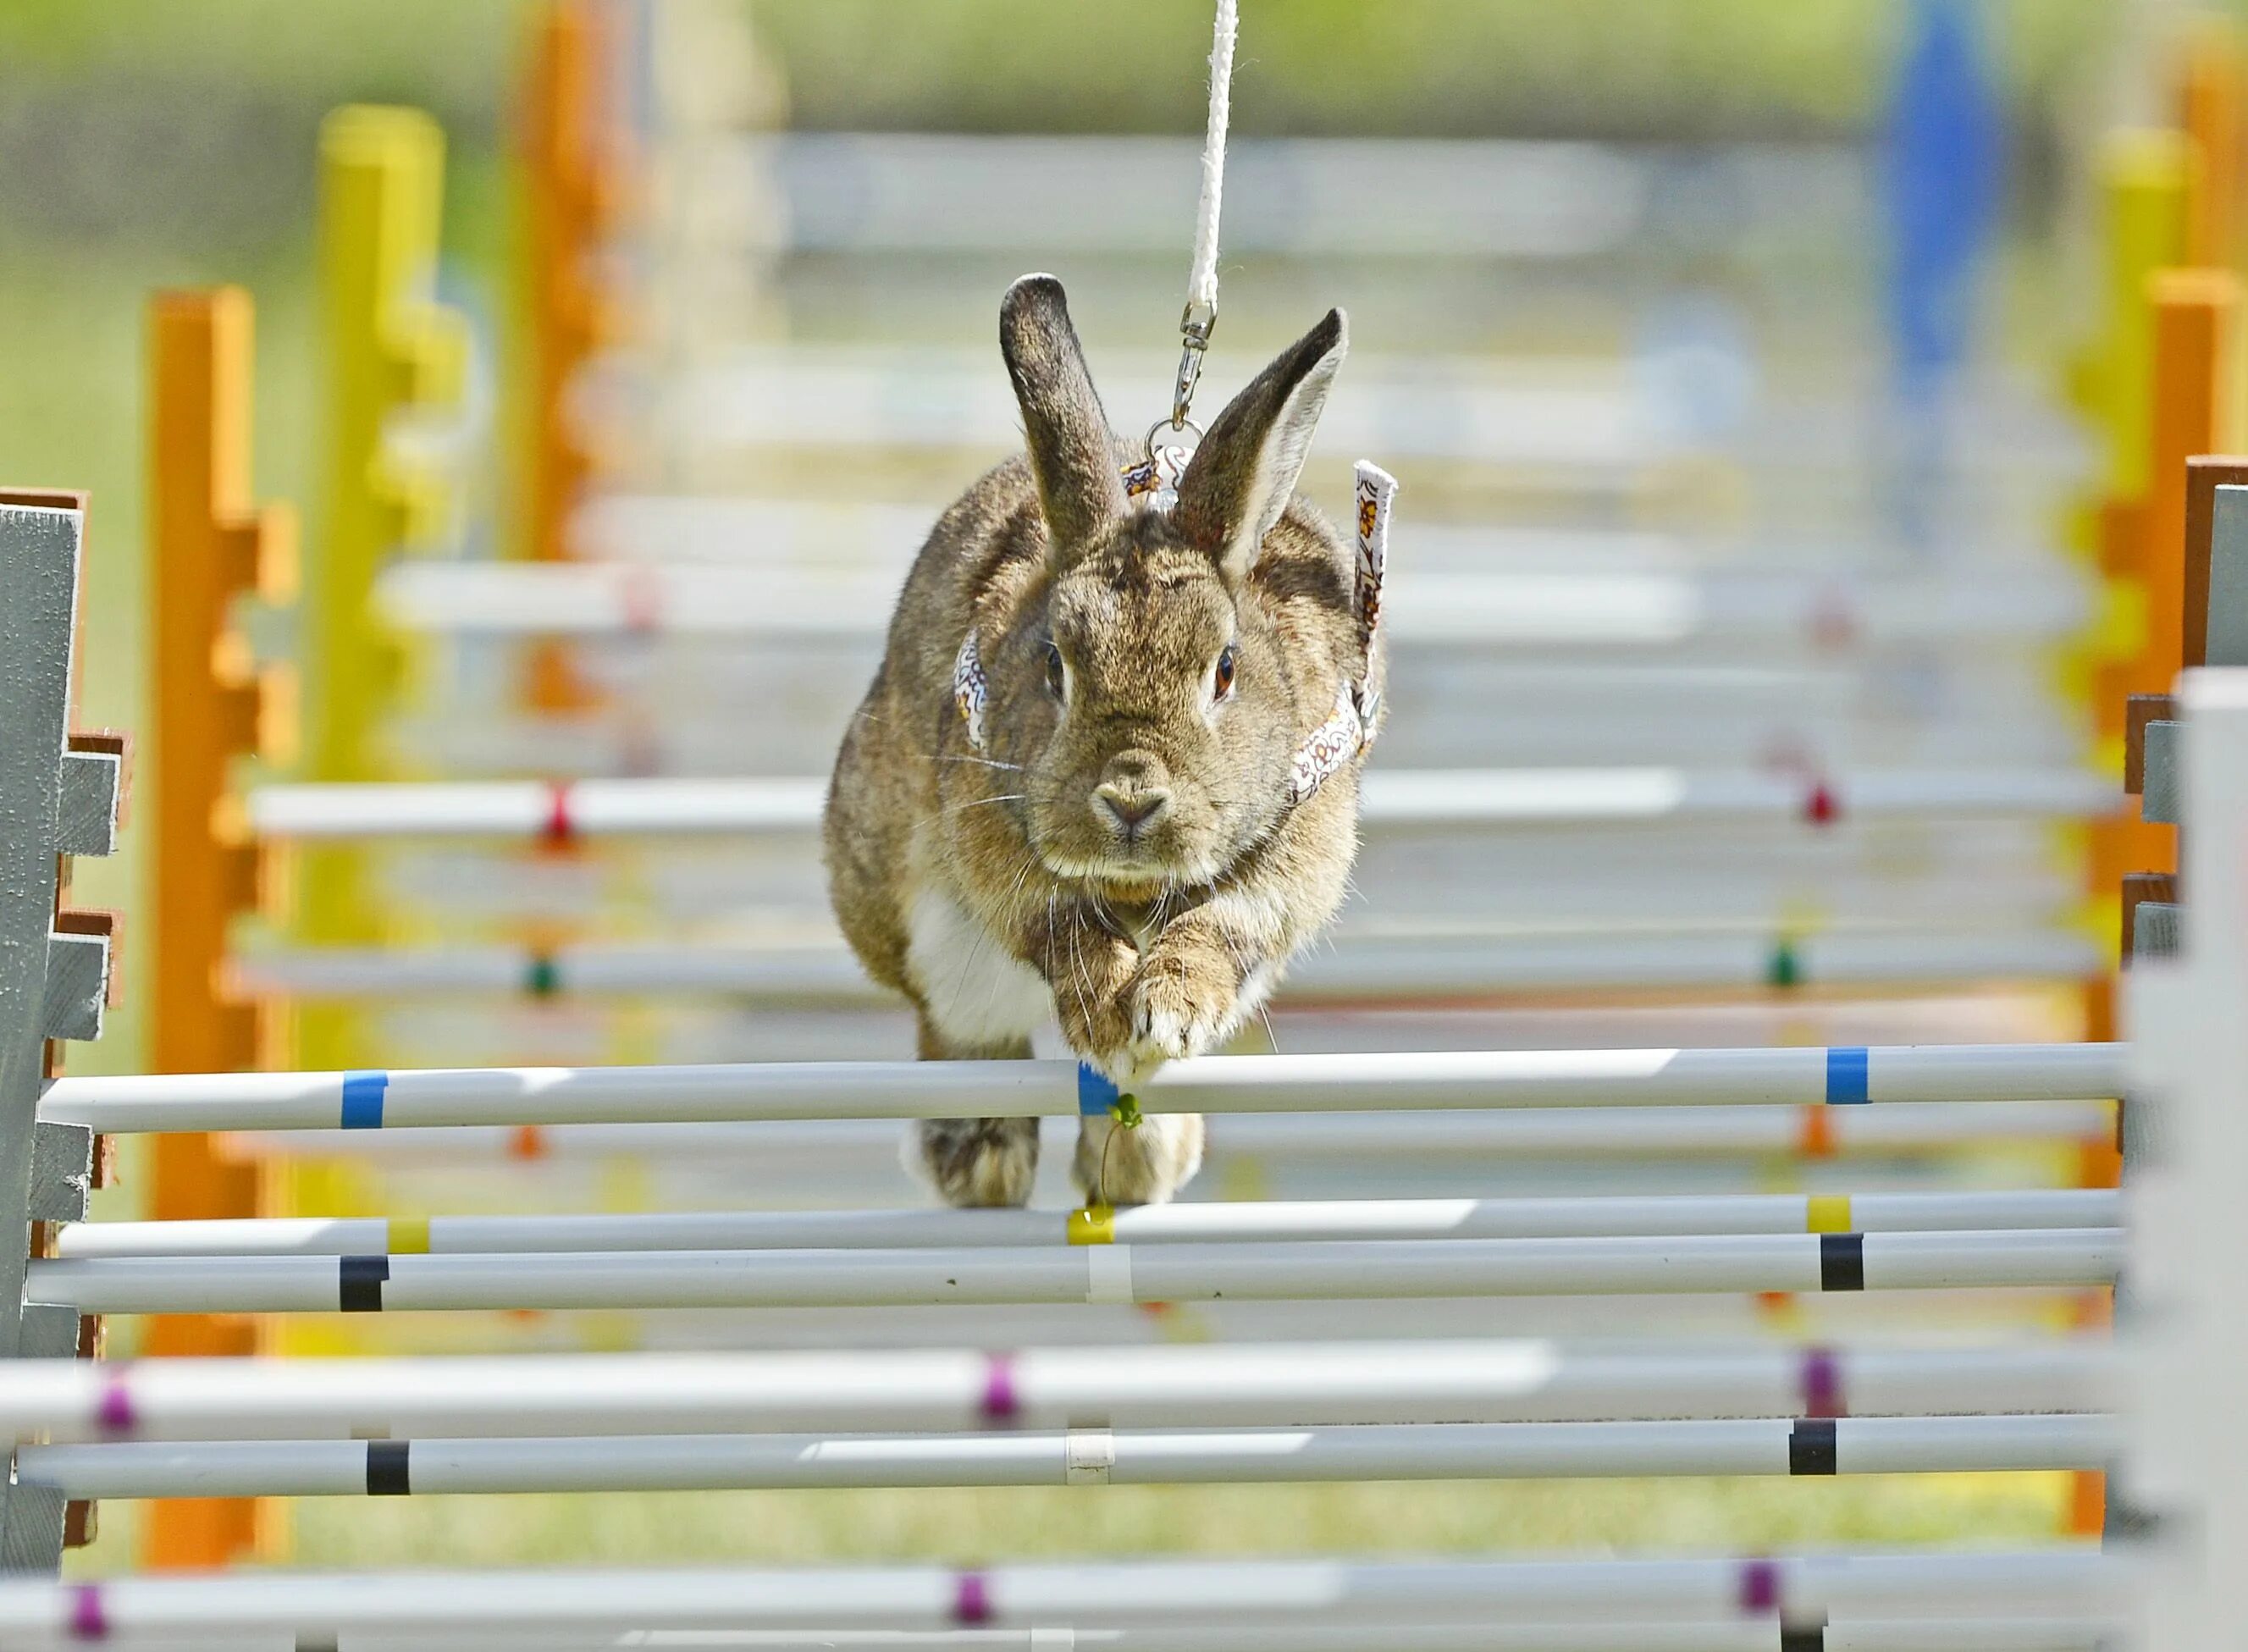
[1144,416,1203,462]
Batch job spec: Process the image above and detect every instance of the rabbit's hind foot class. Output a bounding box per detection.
[913,1117,1041,1208]
[1073,1111,1206,1207]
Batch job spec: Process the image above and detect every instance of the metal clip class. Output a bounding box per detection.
[1170,298,1218,433]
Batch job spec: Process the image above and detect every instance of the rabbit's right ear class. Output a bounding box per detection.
[1001,274,1126,561]
[1173,309,1347,583]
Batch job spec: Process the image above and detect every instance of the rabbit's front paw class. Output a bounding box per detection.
[1055,975,1138,1080]
[1123,950,1234,1078]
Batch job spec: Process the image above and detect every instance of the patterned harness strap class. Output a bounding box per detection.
[954,459,1398,810]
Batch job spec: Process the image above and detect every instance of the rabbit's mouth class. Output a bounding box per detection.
[1037,848,1209,899]
[1041,851,1169,891]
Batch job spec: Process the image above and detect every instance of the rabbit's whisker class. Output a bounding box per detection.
[934,793,1028,819]
[933,754,1025,772]
[1062,894,1097,1045]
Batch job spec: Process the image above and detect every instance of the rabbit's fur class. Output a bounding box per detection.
[825,274,1377,1209]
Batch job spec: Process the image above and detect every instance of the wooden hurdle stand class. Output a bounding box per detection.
[142,290,297,1568]
[2124,660,2248,1644]
[2076,24,2247,1042]
[0,494,123,1570]
[2068,251,2235,1539]
[2052,26,2247,1531]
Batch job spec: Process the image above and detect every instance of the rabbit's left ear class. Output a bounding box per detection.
[1001,273,1128,561]
[1173,309,1347,582]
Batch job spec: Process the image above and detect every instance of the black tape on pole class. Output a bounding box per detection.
[1787,1418,1838,1476]
[339,1254,390,1312]
[365,1439,411,1496]
[1817,1232,1865,1291]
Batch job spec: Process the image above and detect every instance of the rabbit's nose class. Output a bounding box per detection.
[1096,783,1172,837]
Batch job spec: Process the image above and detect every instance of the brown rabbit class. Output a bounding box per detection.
[825,273,1391,1209]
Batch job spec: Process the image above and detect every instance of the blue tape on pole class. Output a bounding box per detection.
[1078,1063,1119,1116]
[340,1070,389,1130]
[1825,1047,1870,1106]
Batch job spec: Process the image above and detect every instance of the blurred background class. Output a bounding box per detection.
[0,0,2184,1583]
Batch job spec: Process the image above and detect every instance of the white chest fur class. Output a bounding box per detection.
[904,882,1052,1048]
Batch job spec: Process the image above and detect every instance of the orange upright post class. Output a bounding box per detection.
[144,289,296,1568]
[2143,273,2241,695]
[522,0,629,710]
[2182,19,2246,268]
[2083,272,2239,1040]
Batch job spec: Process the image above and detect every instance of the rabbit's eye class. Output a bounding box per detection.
[1044,642,1068,702]
[1212,644,1238,701]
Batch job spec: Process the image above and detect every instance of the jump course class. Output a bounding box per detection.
[0,467,2228,1642]
[15,3,2248,1647]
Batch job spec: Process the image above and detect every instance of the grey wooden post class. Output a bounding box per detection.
[0,499,119,1569]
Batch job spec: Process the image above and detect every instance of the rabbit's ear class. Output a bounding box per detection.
[1174,309,1347,582]
[1001,274,1126,558]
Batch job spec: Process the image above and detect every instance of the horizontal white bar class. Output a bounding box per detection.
[565,492,2066,589]
[227,926,2108,1004]
[605,347,1661,470]
[0,1626,2118,1652]
[757,134,1686,259]
[230,1101,2119,1164]
[52,1622,2115,1652]
[25,1230,2121,1314]
[53,1189,2120,1260]
[240,766,2119,841]
[0,1341,2118,1443]
[374,561,2090,648]
[0,1551,2124,1636]
[14,1414,2114,1500]
[38,1043,2126,1133]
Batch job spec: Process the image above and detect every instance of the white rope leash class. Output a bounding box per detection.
[1189,0,1236,315]
[1169,0,1238,434]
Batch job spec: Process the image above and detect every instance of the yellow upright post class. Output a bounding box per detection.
[295,106,465,1077]
[2072,135,2190,1050]
[2079,132,2194,503]
[290,108,465,1260]
[145,288,296,1568]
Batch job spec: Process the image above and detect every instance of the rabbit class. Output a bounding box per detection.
[825,273,1390,1210]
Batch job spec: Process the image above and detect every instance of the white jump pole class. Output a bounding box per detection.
[38,1043,2126,1134]
[52,1188,2121,1261]
[0,1341,2117,1443]
[69,1622,2116,1652]
[25,1229,2122,1316]
[240,766,2119,842]
[0,1552,2123,1638]
[229,1100,2121,1165]
[374,560,2091,649]
[14,1413,2116,1500]
[226,926,2108,1003]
